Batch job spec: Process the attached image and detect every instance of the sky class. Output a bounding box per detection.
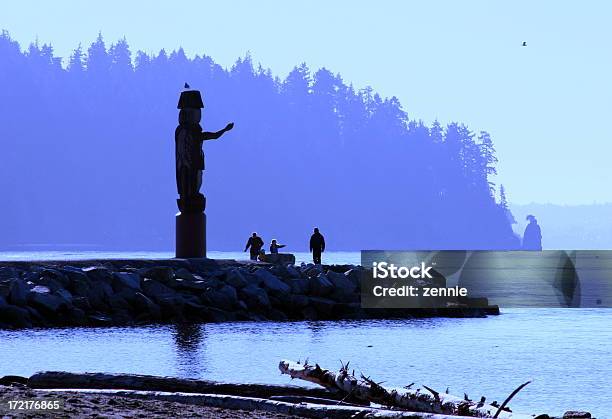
[1,0,611,205]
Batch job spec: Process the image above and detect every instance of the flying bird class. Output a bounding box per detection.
[184,82,190,89]
[522,41,527,46]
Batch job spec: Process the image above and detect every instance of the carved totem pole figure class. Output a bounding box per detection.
[175,88,233,258]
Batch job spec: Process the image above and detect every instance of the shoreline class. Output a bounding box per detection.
[0,258,499,329]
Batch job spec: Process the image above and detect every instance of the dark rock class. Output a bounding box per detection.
[0,281,11,299]
[37,278,64,294]
[289,294,310,308]
[173,267,197,282]
[88,314,114,326]
[288,278,310,295]
[285,264,301,278]
[139,266,174,284]
[255,269,290,295]
[112,272,141,291]
[563,412,591,419]
[301,264,324,278]
[82,266,114,283]
[225,268,248,289]
[326,270,357,293]
[8,279,28,306]
[218,284,238,302]
[0,267,20,281]
[167,278,212,292]
[309,273,334,296]
[267,308,289,321]
[330,289,360,303]
[309,296,336,317]
[87,281,113,310]
[108,294,130,311]
[66,307,87,325]
[0,304,32,328]
[55,288,74,306]
[132,292,161,319]
[345,268,364,289]
[40,268,69,287]
[141,279,176,301]
[27,288,67,313]
[239,284,271,310]
[200,289,236,311]
[65,270,92,297]
[301,306,318,320]
[72,296,92,311]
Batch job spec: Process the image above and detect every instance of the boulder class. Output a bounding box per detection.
[64,270,92,297]
[326,270,357,294]
[0,281,11,299]
[174,267,198,282]
[225,268,248,289]
[0,267,20,281]
[132,292,161,319]
[218,284,238,302]
[254,269,291,295]
[289,294,310,309]
[40,268,69,287]
[345,268,364,290]
[287,278,310,295]
[200,289,236,312]
[0,304,32,328]
[108,294,130,311]
[55,288,74,306]
[112,272,141,291]
[87,281,113,309]
[309,296,336,317]
[167,278,213,292]
[301,264,324,278]
[27,289,67,313]
[82,266,114,283]
[8,279,28,306]
[309,273,334,296]
[239,284,271,310]
[141,279,176,301]
[285,264,301,278]
[139,266,174,284]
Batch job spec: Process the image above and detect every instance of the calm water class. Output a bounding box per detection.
[0,309,610,417]
[0,250,361,265]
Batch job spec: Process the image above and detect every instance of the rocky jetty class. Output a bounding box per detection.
[0,259,498,329]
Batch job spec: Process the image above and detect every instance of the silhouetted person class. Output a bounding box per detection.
[522,215,542,250]
[244,232,264,261]
[310,228,325,264]
[270,239,286,254]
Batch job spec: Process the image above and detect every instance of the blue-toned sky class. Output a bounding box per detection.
[2,0,610,204]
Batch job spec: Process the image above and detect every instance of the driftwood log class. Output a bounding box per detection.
[279,360,539,418]
[27,371,338,400]
[34,388,484,418]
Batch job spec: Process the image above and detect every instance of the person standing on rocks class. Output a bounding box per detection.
[310,228,325,264]
[244,232,264,261]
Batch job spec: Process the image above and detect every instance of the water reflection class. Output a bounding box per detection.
[172,323,206,378]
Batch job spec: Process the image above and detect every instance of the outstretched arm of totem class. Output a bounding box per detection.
[202,122,234,141]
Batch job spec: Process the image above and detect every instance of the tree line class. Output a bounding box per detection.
[0,31,519,251]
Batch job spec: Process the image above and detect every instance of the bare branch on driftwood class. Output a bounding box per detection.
[493,381,531,418]
[279,359,535,418]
